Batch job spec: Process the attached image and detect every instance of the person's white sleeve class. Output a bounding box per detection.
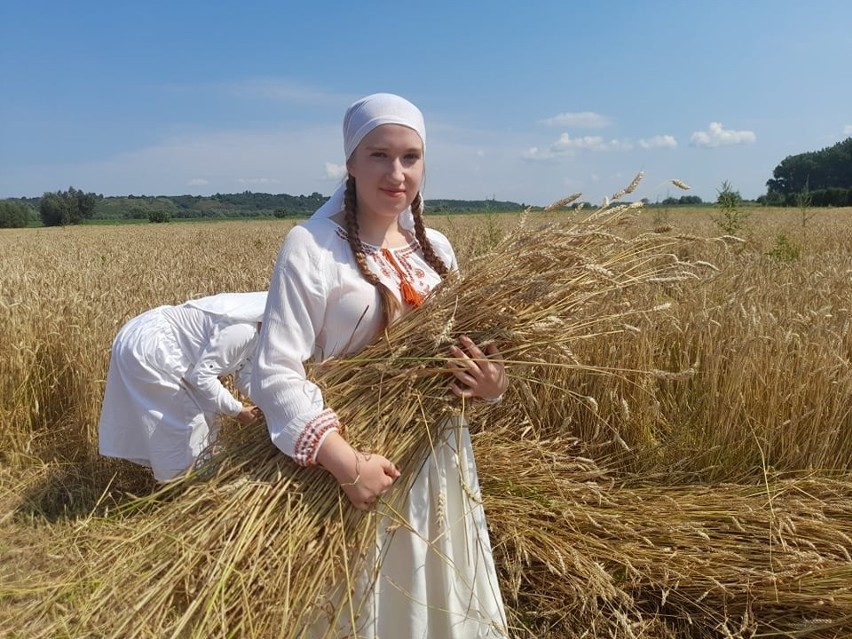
[234,356,254,398]
[251,226,341,466]
[183,323,257,417]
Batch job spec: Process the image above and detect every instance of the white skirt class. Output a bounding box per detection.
[316,417,508,639]
[97,307,217,481]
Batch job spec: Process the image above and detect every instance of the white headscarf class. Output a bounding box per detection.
[184,291,267,324]
[311,93,426,230]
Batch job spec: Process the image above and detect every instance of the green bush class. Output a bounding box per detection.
[766,234,800,262]
[711,181,749,236]
[148,210,172,223]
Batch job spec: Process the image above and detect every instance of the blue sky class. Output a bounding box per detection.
[2,1,851,205]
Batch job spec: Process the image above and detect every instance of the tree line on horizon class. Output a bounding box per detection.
[759,137,852,206]
[2,190,528,228]
[2,137,850,228]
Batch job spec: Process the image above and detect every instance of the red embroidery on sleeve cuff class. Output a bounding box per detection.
[294,408,343,466]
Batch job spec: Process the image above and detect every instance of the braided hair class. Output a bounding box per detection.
[410,192,449,277]
[343,175,449,331]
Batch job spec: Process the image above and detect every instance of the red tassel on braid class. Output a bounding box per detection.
[380,248,424,308]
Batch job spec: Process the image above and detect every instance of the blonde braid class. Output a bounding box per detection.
[411,192,449,277]
[343,175,399,330]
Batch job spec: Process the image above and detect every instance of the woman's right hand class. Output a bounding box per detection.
[316,431,400,510]
[236,405,262,425]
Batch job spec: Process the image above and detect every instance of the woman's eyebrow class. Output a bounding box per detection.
[363,144,421,152]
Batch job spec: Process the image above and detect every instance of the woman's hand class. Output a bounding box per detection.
[236,405,262,425]
[338,453,401,510]
[447,335,508,402]
[316,431,401,510]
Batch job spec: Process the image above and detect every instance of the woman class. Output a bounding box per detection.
[252,93,509,638]
[98,291,266,481]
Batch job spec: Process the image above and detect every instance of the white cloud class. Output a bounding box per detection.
[237,177,281,186]
[187,178,209,186]
[690,122,756,148]
[638,135,678,149]
[524,134,634,160]
[541,111,612,128]
[226,79,344,106]
[522,146,546,160]
[844,124,852,135]
[324,162,347,180]
[561,134,633,152]
[555,134,605,151]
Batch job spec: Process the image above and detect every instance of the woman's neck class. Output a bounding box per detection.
[332,209,411,249]
[359,214,409,249]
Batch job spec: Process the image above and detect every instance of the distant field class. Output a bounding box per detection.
[2,206,852,637]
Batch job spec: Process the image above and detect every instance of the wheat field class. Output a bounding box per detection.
[2,202,852,638]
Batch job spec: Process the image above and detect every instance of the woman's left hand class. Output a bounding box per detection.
[447,335,508,402]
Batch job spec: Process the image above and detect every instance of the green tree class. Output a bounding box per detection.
[39,193,70,226]
[766,137,852,201]
[39,186,99,226]
[0,200,34,228]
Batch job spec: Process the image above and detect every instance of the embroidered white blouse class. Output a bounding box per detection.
[252,216,457,466]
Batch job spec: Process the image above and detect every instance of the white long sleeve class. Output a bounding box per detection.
[183,322,258,417]
[233,356,254,398]
[252,218,457,466]
[253,223,343,465]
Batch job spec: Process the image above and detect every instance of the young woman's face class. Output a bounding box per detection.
[346,124,424,222]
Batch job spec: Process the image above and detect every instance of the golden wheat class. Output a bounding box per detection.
[2,202,852,638]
